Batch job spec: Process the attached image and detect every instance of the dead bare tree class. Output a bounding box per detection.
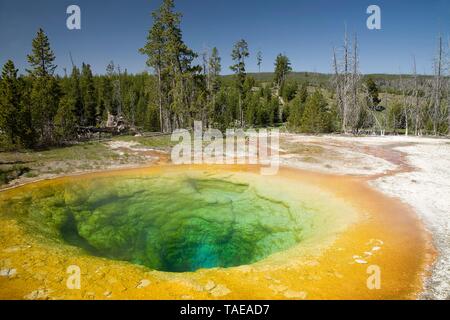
[447,38,450,135]
[332,29,362,133]
[411,56,425,136]
[349,33,362,132]
[431,35,446,135]
[332,47,344,125]
[398,72,412,136]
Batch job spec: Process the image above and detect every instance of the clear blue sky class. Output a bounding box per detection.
[1,0,449,75]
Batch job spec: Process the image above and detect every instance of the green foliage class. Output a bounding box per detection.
[230,39,250,92]
[30,76,60,145]
[97,76,112,119]
[298,83,309,104]
[26,28,61,146]
[288,100,305,131]
[256,51,262,73]
[0,60,34,149]
[388,101,404,133]
[281,81,298,102]
[54,96,78,141]
[209,47,221,94]
[299,90,333,133]
[80,63,97,126]
[365,77,381,107]
[245,89,279,127]
[274,54,292,91]
[0,60,21,148]
[67,66,83,123]
[26,28,57,77]
[140,0,199,132]
[211,86,239,130]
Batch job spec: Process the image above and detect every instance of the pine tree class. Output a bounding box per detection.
[26,28,57,77]
[27,28,60,145]
[209,47,221,94]
[230,39,249,91]
[68,65,83,124]
[207,47,221,124]
[29,77,60,144]
[0,60,34,149]
[163,0,198,129]
[161,0,196,73]
[0,60,21,148]
[287,83,309,131]
[230,39,249,126]
[257,51,262,73]
[16,77,35,148]
[298,82,308,104]
[54,96,78,142]
[300,90,332,133]
[98,76,113,121]
[141,0,198,131]
[274,54,292,92]
[81,63,97,126]
[365,77,381,108]
[140,7,165,132]
[281,81,298,102]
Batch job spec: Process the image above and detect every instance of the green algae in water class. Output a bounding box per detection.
[0,170,350,272]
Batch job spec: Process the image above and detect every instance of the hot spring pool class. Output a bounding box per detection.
[0,167,356,273]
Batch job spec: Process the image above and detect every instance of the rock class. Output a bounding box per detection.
[309,275,322,281]
[304,260,319,267]
[284,290,307,299]
[264,276,281,284]
[204,280,216,291]
[210,284,231,297]
[269,284,288,293]
[3,245,31,253]
[367,239,384,246]
[136,279,151,289]
[353,253,370,264]
[355,259,368,264]
[85,292,96,300]
[24,289,52,300]
[107,277,118,284]
[0,268,17,278]
[236,265,252,273]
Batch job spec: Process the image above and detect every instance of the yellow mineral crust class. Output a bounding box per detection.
[0,165,435,300]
